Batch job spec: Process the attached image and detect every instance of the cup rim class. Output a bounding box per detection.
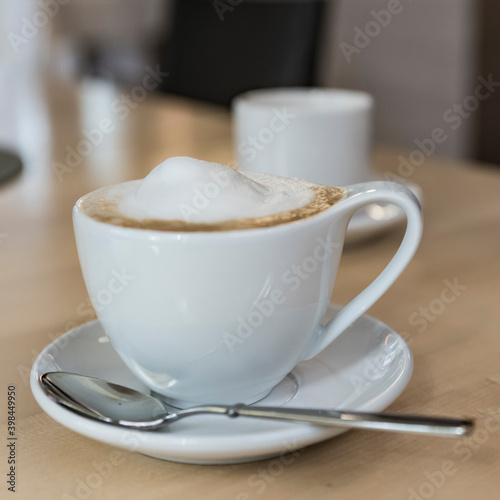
[232,87,373,113]
[73,186,348,240]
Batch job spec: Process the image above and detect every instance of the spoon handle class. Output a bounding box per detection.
[203,405,474,437]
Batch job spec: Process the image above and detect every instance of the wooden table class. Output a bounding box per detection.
[1,76,500,499]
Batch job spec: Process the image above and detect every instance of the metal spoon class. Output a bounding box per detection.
[40,372,473,437]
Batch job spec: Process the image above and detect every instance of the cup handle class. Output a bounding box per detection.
[301,181,423,361]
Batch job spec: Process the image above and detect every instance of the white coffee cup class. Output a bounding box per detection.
[73,180,421,407]
[233,88,374,186]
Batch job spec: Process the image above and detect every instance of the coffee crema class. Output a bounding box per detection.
[78,157,345,232]
[79,184,345,232]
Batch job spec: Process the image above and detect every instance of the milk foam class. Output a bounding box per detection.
[118,157,317,223]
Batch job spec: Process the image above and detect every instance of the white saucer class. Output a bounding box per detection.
[31,306,412,464]
[346,179,423,245]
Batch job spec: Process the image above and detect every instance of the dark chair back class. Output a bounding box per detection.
[160,0,326,105]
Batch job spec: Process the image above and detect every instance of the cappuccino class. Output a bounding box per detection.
[78,157,345,231]
[73,157,423,405]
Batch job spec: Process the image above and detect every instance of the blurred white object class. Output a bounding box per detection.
[233,87,374,187]
[0,0,50,165]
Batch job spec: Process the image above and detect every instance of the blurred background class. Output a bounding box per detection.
[0,0,498,177]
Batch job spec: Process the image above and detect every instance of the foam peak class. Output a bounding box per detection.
[119,157,316,223]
